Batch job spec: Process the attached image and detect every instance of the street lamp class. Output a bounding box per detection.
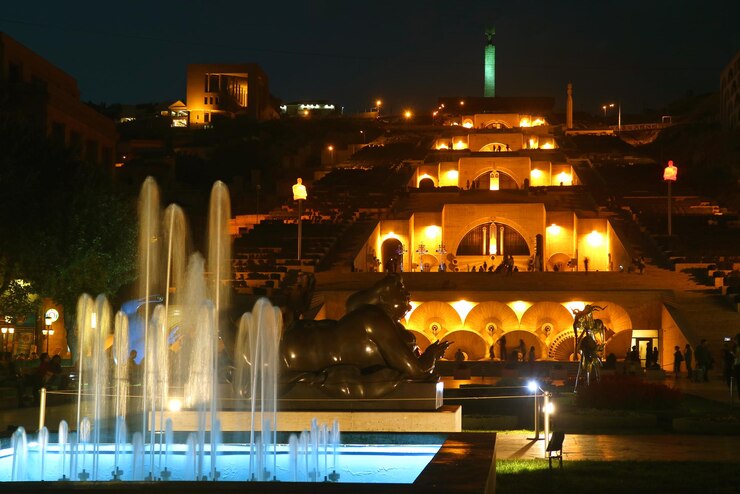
[602,102,621,132]
[663,160,678,236]
[527,380,543,441]
[415,243,428,272]
[1,327,6,354]
[327,145,334,164]
[403,110,413,120]
[292,178,308,264]
[375,99,382,117]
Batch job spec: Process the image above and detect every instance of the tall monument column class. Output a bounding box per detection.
[566,83,574,129]
[484,28,496,97]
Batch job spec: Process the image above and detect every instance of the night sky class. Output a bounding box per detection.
[2,0,738,116]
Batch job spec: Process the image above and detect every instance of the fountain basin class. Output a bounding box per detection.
[0,432,495,493]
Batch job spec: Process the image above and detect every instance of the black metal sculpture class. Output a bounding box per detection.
[280,274,450,398]
[572,304,607,391]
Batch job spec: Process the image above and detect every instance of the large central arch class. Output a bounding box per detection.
[452,216,534,258]
[455,221,531,257]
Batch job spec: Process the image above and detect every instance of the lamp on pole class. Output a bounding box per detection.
[292,178,308,265]
[1,327,7,354]
[415,243,428,272]
[663,160,677,236]
[327,145,334,165]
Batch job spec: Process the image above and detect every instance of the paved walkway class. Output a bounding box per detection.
[495,432,740,462]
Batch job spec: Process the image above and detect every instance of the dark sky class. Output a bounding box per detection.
[2,0,739,116]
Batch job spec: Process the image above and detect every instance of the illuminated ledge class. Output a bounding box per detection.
[162,405,462,433]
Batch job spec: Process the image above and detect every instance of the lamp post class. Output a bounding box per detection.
[436,243,447,271]
[1,327,6,354]
[292,178,308,264]
[663,160,677,236]
[415,243,428,272]
[327,145,334,165]
[602,102,621,131]
[527,380,541,440]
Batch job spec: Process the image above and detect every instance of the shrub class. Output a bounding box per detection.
[575,376,682,410]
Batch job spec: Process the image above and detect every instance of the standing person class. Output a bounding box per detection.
[583,257,590,274]
[499,335,507,361]
[646,340,653,369]
[684,343,694,380]
[651,347,659,369]
[673,346,684,378]
[518,339,527,360]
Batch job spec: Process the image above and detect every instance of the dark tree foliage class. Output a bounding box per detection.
[0,118,137,354]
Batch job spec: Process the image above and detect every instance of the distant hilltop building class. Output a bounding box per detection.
[720,49,740,131]
[0,32,116,166]
[185,63,278,127]
[484,28,496,97]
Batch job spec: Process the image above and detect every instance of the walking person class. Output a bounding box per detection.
[673,346,683,378]
[684,343,693,380]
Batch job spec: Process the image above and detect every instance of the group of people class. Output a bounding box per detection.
[672,340,719,382]
[470,255,518,275]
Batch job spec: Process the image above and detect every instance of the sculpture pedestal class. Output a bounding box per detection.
[162,405,462,433]
[278,381,444,411]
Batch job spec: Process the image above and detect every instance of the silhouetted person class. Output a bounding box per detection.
[499,335,507,361]
[673,346,683,378]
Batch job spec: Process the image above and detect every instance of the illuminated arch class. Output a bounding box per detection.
[407,329,432,354]
[588,301,633,332]
[549,331,576,361]
[455,221,531,257]
[472,169,518,190]
[479,142,511,152]
[417,174,438,187]
[406,301,462,339]
[463,301,519,337]
[604,329,633,357]
[441,330,488,360]
[499,330,546,361]
[452,216,533,257]
[470,165,523,188]
[546,253,571,272]
[482,120,510,129]
[520,302,574,334]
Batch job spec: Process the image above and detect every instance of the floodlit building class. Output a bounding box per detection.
[185,63,278,126]
[0,32,117,166]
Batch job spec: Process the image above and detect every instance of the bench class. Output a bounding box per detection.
[546,431,565,469]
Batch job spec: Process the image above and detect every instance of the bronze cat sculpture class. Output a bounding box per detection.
[279,274,450,398]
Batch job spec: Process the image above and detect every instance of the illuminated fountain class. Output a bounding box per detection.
[0,177,494,492]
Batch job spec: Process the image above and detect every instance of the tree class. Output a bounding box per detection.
[0,118,137,357]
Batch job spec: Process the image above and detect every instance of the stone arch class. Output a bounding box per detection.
[407,329,432,354]
[479,142,511,152]
[472,169,518,190]
[463,301,519,339]
[588,301,633,332]
[499,329,546,361]
[454,220,531,257]
[482,119,510,129]
[418,177,435,189]
[470,165,522,188]
[549,330,576,361]
[380,238,403,273]
[417,174,438,187]
[406,301,462,340]
[520,301,573,337]
[441,330,488,361]
[452,217,534,258]
[547,252,571,272]
[604,329,633,357]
